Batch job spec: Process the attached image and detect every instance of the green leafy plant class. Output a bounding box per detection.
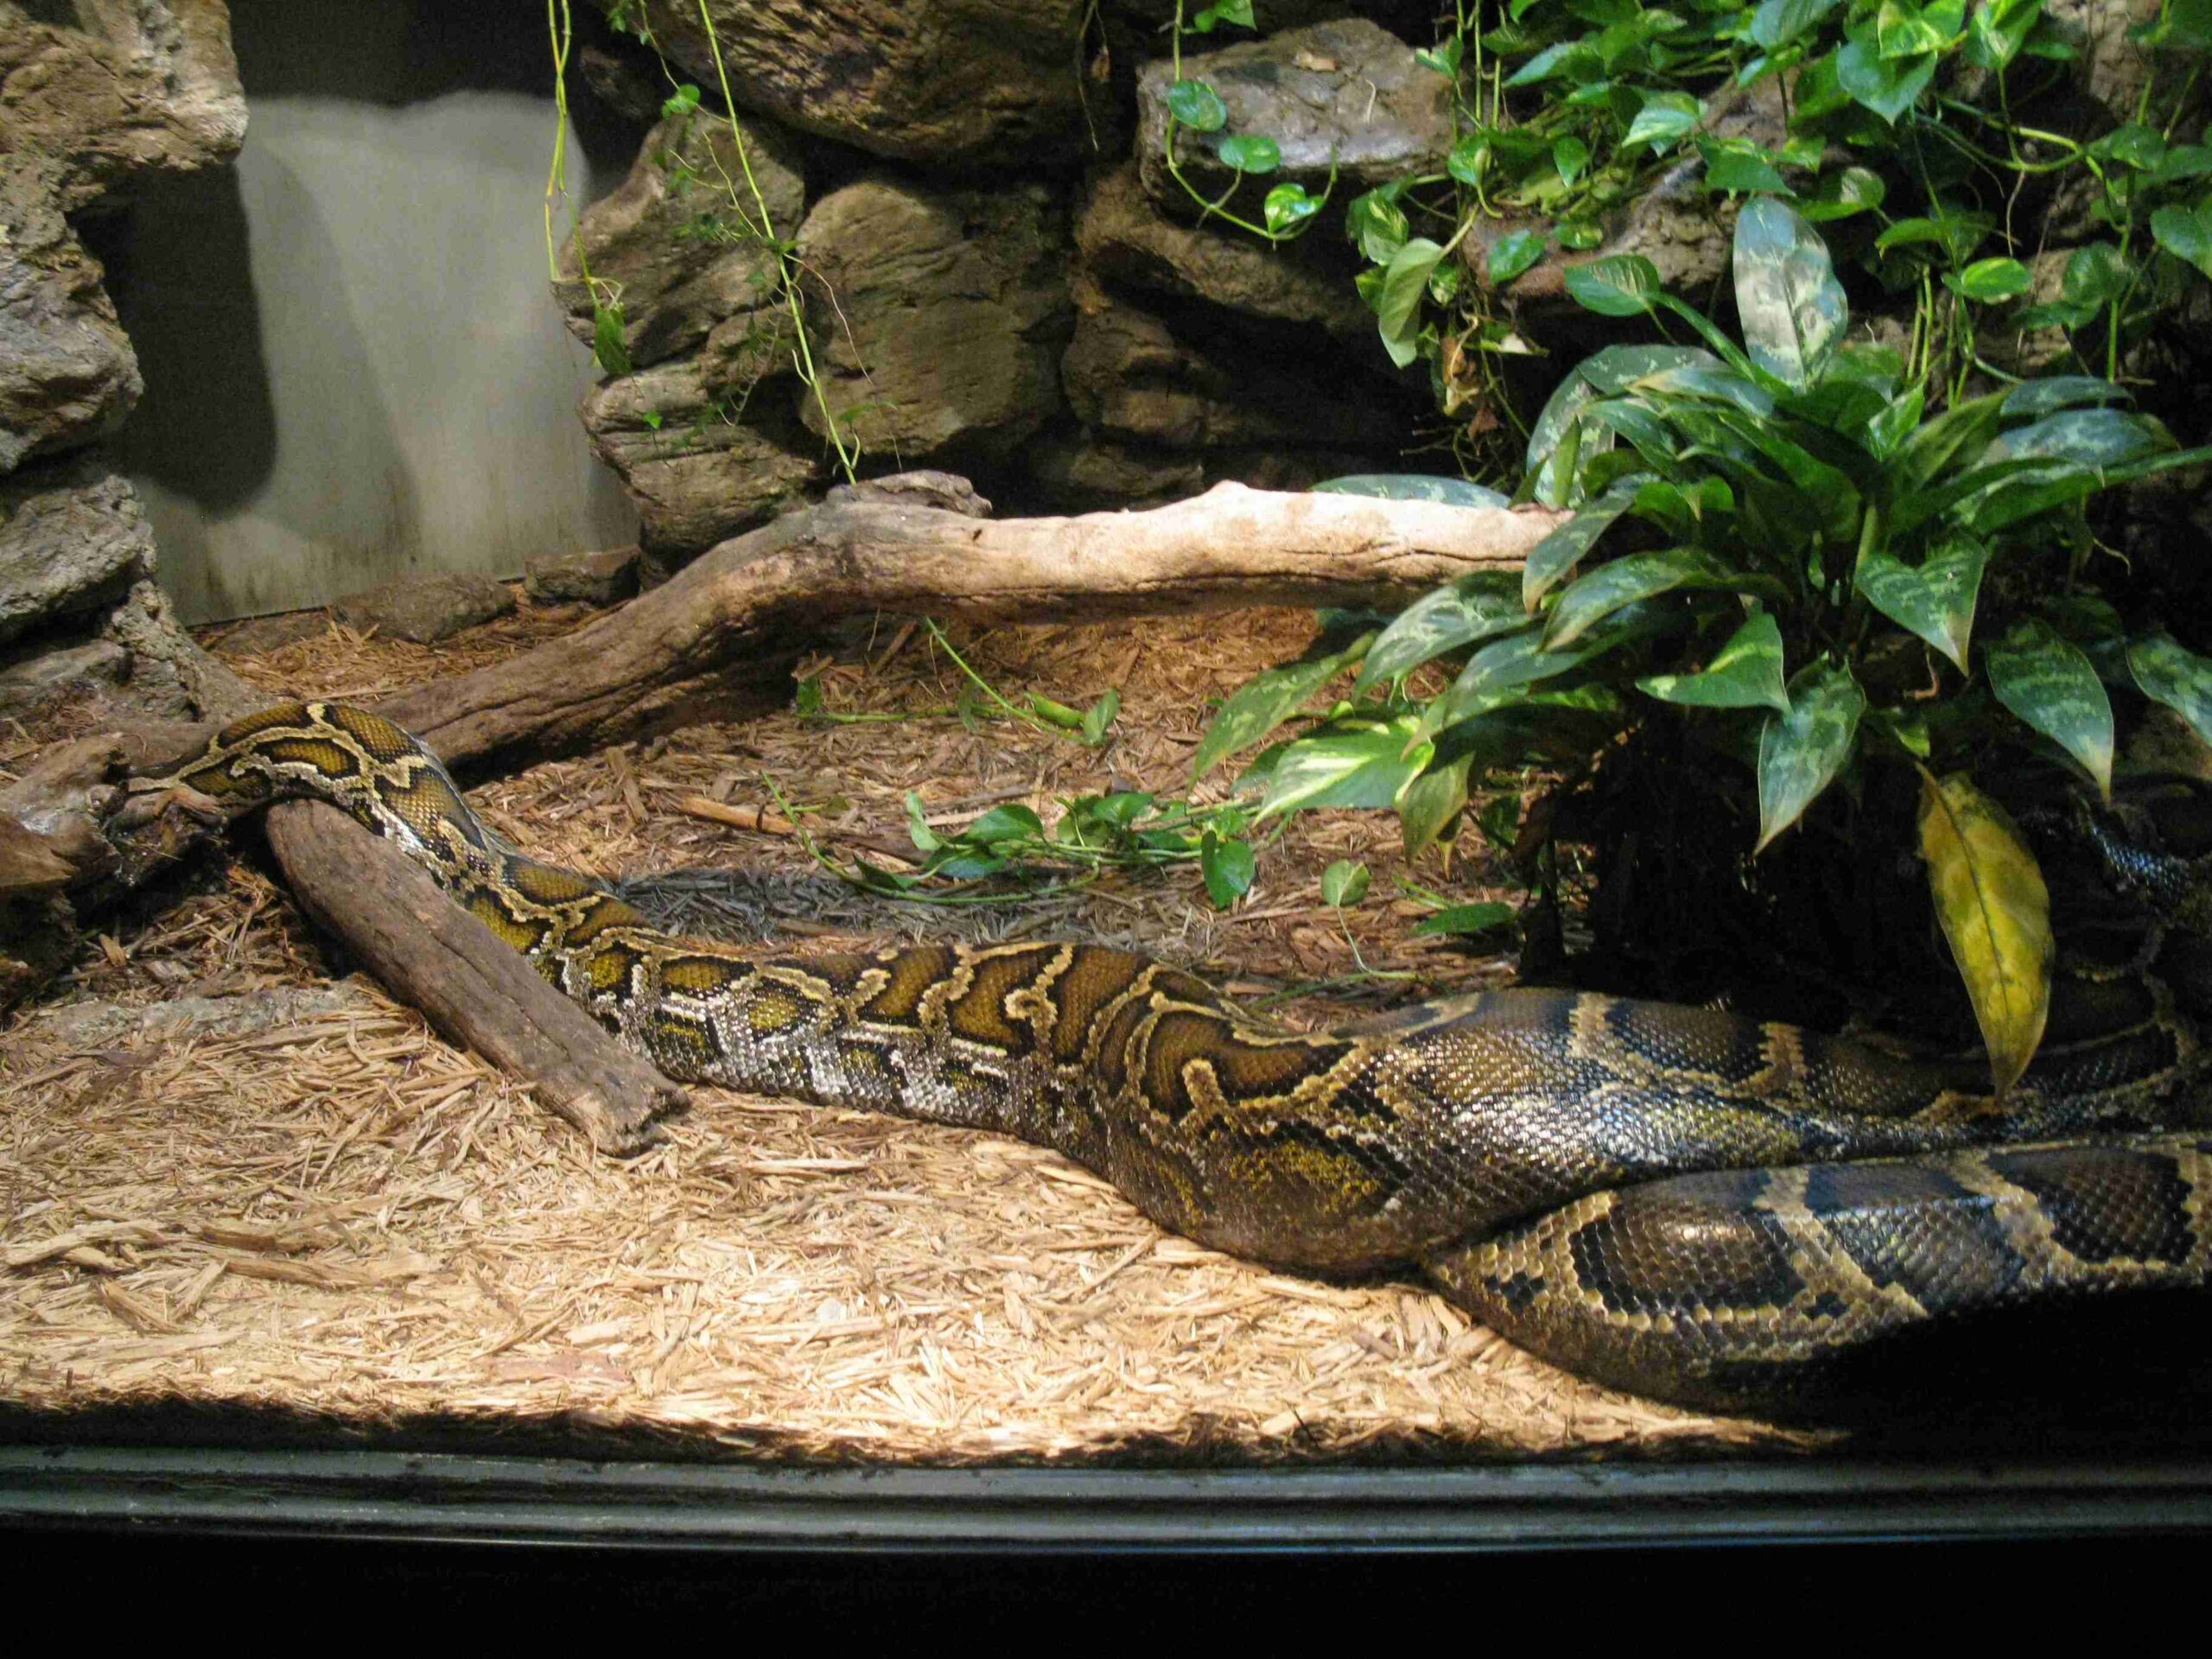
[1200,200,2212,1072]
[1320,857,1372,906]
[1169,2,2209,452]
[826,787,1263,910]
[788,637,1253,906]
[912,621,1123,747]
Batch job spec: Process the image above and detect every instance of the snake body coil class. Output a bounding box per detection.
[168,701,2212,1411]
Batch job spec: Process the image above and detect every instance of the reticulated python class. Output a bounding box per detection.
[162,700,2212,1412]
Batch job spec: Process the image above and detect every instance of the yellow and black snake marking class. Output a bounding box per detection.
[162,701,2212,1412]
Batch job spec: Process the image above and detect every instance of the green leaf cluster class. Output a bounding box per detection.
[1325,0,2212,406]
[1202,207,2212,1074]
[1156,3,1331,245]
[1502,204,2210,842]
[852,786,1262,912]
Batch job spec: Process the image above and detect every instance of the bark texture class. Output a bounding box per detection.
[264,800,684,1154]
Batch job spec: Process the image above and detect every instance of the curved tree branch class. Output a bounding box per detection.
[368,481,1562,773]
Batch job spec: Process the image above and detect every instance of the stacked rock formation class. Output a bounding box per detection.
[0,1,256,721]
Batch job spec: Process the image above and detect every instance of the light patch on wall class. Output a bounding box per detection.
[105,84,636,624]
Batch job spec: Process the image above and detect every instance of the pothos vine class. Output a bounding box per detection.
[1160,0,2211,448]
[542,0,868,483]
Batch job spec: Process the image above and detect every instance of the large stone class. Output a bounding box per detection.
[0,197,140,473]
[99,575,256,720]
[555,106,805,371]
[1077,162,1376,355]
[823,470,993,518]
[0,462,251,721]
[1059,276,1413,452]
[0,461,152,645]
[616,429,823,557]
[0,2,245,471]
[0,1,245,214]
[332,572,518,645]
[1,4,243,469]
[596,1,1095,167]
[794,178,1071,465]
[524,544,641,606]
[1135,18,1452,213]
[559,139,810,514]
[0,3,249,721]
[0,636,126,720]
[580,355,821,554]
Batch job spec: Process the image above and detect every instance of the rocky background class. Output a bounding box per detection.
[556,3,1450,565]
[1,0,2201,715]
[1,0,255,722]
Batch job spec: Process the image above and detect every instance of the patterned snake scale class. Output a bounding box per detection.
[163,701,2212,1412]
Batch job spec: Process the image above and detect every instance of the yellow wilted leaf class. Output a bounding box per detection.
[1916,771,2052,1095]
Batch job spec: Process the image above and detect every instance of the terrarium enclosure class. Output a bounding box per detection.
[5,0,2212,1510]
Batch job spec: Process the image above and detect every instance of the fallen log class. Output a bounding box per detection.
[369,481,1562,773]
[262,800,683,1154]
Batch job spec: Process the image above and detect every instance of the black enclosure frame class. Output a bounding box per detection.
[6,1445,2212,1550]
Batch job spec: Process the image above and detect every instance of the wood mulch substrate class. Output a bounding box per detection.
[0,594,1813,1464]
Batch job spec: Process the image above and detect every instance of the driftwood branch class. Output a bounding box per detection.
[0,734,227,1005]
[371,482,1563,773]
[262,800,684,1154]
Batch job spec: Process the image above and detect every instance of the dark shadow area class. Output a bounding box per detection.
[229,0,645,168]
[5,1529,2204,1623]
[81,165,276,518]
[232,0,571,105]
[1742,1287,2212,1453]
[0,1533,1338,1622]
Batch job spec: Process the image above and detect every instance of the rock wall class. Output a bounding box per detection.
[795,177,1072,464]
[613,0,1103,168]
[565,3,1436,556]
[0,0,252,721]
